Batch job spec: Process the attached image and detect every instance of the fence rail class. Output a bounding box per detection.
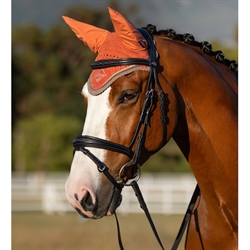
[12,172,196,215]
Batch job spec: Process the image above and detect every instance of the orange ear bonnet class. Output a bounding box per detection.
[63,7,150,95]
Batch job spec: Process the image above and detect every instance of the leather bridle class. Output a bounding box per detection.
[73,28,167,190]
[72,28,200,250]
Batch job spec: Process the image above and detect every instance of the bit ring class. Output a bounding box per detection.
[117,162,141,186]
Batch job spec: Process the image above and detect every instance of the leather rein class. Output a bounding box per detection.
[72,28,200,250]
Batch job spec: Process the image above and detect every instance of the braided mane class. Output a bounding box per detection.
[144,24,238,72]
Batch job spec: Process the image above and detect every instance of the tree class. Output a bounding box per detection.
[13,113,81,171]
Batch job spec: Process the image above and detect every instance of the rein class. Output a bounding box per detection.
[72,28,200,250]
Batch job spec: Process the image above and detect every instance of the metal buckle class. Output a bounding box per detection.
[97,163,107,173]
[117,162,141,186]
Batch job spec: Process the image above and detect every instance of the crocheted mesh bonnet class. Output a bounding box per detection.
[63,8,150,95]
[89,33,150,95]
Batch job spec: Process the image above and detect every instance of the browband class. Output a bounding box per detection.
[90,58,150,69]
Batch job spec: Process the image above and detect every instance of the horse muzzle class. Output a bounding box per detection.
[66,180,123,219]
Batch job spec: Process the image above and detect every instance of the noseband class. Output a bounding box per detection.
[73,28,167,190]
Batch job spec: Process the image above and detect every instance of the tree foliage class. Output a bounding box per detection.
[13,113,81,172]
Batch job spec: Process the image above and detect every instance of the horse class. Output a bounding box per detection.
[62,7,238,249]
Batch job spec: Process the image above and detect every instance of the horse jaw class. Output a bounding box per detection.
[65,84,119,218]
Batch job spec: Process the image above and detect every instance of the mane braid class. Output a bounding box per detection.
[144,24,238,72]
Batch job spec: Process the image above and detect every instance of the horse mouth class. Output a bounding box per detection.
[75,189,122,219]
[107,189,123,215]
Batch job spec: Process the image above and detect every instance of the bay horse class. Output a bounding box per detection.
[63,7,238,249]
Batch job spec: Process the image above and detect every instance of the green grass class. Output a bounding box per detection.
[12,212,186,250]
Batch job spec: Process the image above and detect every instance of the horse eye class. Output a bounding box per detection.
[124,92,137,100]
[119,92,137,103]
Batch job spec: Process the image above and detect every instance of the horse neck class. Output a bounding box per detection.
[156,36,238,216]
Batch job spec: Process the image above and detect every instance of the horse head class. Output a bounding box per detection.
[63,8,177,219]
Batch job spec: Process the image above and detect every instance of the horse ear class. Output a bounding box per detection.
[62,16,110,53]
[108,7,148,50]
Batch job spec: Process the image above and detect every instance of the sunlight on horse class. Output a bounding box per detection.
[63,7,238,249]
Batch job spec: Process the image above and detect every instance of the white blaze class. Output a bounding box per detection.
[82,83,111,139]
[65,83,112,210]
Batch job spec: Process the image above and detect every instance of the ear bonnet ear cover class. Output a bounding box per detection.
[63,7,150,95]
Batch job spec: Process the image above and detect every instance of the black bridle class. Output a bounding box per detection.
[73,28,167,190]
[72,28,200,250]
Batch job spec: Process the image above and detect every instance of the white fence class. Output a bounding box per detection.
[12,172,196,215]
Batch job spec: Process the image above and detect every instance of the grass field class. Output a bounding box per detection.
[12,212,186,250]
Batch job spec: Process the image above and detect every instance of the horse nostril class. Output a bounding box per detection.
[74,193,79,201]
[80,191,96,212]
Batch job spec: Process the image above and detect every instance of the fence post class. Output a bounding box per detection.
[42,183,58,214]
